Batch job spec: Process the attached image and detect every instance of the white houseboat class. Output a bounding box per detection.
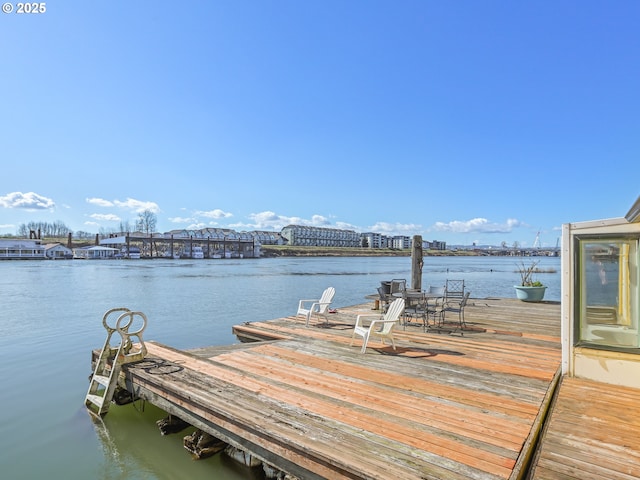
[0,239,45,260]
[44,243,73,259]
[73,246,120,260]
[99,235,142,259]
[122,246,141,259]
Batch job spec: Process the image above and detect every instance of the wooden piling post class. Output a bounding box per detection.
[411,235,423,291]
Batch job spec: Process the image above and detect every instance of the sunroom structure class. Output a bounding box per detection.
[562,195,640,388]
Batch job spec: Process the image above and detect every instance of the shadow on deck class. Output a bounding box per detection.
[105,297,564,479]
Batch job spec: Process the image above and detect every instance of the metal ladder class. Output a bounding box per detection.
[85,308,148,416]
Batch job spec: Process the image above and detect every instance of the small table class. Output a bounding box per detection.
[393,291,445,328]
[393,290,441,305]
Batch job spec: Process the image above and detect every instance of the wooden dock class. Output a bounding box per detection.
[107,297,569,479]
[529,376,640,479]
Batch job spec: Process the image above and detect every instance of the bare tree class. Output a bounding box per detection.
[118,220,133,234]
[17,221,72,238]
[74,230,94,240]
[136,210,157,235]
[17,224,28,237]
[99,226,120,237]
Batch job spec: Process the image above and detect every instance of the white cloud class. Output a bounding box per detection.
[87,197,160,214]
[310,215,331,226]
[368,222,422,235]
[168,216,195,224]
[249,211,281,224]
[86,197,114,207]
[229,211,375,233]
[89,213,121,221]
[113,198,160,213]
[244,211,291,230]
[334,221,359,230]
[0,191,55,210]
[185,222,207,230]
[196,209,233,219]
[432,217,523,234]
[242,211,336,230]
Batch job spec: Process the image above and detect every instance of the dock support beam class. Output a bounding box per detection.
[411,235,423,291]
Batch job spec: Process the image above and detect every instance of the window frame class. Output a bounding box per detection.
[574,233,640,352]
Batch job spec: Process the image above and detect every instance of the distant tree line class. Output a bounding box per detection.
[17,221,72,238]
[16,210,158,239]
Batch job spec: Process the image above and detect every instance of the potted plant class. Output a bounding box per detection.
[514,260,547,302]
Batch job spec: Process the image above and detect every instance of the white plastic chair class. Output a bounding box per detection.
[350,298,405,353]
[297,287,336,327]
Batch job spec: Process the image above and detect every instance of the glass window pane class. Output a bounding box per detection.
[579,239,639,348]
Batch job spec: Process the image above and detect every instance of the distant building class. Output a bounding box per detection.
[390,236,411,249]
[73,246,120,259]
[250,231,284,246]
[44,243,73,259]
[361,233,395,248]
[361,232,382,248]
[0,238,45,260]
[280,225,361,247]
[425,240,447,250]
[103,226,441,254]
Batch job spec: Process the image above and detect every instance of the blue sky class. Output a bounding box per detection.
[2,1,638,247]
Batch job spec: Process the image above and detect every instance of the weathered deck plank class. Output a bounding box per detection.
[215,348,527,449]
[529,376,640,480]
[106,297,563,479]
[138,341,494,479]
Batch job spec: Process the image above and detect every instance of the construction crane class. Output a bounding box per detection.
[533,230,541,249]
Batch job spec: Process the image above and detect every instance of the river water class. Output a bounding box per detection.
[0,255,561,480]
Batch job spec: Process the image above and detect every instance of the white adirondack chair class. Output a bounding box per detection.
[297,287,336,326]
[351,298,405,353]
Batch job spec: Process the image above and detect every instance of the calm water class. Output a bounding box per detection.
[0,256,560,480]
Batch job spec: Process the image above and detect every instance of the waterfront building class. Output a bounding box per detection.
[250,230,284,246]
[101,228,260,259]
[166,229,199,239]
[73,245,120,259]
[390,235,411,249]
[43,243,73,259]
[280,225,361,247]
[199,228,228,241]
[361,232,383,248]
[426,239,447,250]
[94,226,485,258]
[0,238,45,259]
